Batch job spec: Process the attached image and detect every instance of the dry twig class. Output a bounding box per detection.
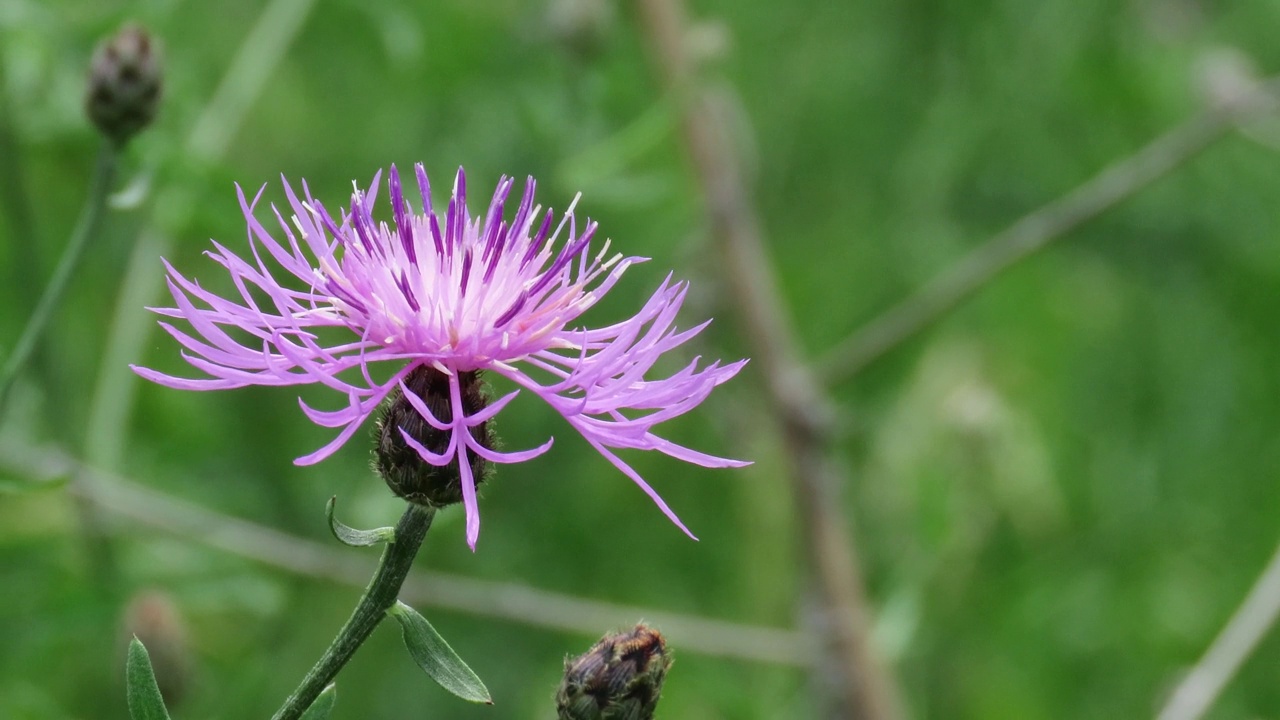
[635,1,905,717]
[1155,538,1280,720]
[0,440,806,667]
[818,77,1280,385]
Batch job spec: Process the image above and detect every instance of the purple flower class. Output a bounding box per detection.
[133,164,748,549]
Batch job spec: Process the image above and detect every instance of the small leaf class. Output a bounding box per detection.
[0,470,70,495]
[326,496,396,547]
[388,601,492,704]
[126,637,172,720]
[299,684,337,720]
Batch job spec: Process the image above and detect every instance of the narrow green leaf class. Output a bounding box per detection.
[0,471,69,495]
[388,601,492,704]
[326,496,396,547]
[299,684,337,720]
[126,637,171,720]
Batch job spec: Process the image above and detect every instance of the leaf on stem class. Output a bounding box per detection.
[126,636,172,720]
[299,684,337,720]
[325,496,396,547]
[387,601,492,704]
[0,473,69,495]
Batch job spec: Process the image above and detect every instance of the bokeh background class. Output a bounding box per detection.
[4,0,1280,718]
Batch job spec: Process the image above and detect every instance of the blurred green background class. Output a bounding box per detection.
[4,0,1280,718]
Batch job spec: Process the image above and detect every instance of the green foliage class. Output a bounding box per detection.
[298,684,337,720]
[387,601,492,705]
[4,0,1280,718]
[325,496,395,547]
[125,638,171,720]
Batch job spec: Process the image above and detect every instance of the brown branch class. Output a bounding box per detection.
[635,1,904,717]
[0,440,806,667]
[818,77,1280,386]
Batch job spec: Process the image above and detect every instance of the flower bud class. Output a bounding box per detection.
[119,590,190,708]
[556,624,672,720]
[85,23,162,146]
[547,0,614,60]
[376,367,493,507]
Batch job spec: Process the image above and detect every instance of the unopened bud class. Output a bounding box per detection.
[547,0,614,60]
[556,624,672,720]
[375,366,493,507]
[119,590,190,708]
[85,23,162,146]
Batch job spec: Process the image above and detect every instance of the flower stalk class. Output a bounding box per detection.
[271,503,435,720]
[0,144,118,410]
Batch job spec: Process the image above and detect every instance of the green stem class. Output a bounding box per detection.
[271,504,435,720]
[0,143,118,410]
[0,70,43,307]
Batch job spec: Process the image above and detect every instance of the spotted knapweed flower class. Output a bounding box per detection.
[133,164,747,549]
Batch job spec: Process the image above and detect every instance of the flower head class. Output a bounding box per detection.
[556,624,671,720]
[86,23,162,146]
[133,164,747,549]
